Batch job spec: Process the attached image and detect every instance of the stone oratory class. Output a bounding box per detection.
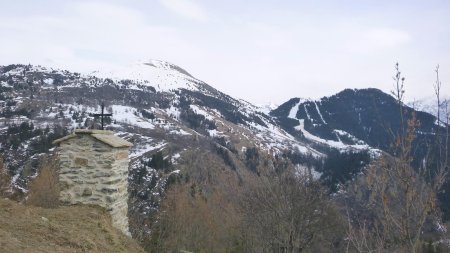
[53,129,132,235]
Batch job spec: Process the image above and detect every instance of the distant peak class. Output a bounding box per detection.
[135,59,194,78]
[88,59,203,93]
[137,59,167,67]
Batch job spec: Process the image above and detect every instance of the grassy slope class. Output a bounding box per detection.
[0,198,144,253]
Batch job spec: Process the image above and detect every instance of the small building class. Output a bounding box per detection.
[53,129,132,235]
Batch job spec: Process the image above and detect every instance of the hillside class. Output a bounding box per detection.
[271,88,438,151]
[0,61,322,242]
[0,198,144,253]
[272,88,450,219]
[1,61,449,251]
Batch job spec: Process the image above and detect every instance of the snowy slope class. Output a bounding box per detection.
[91,60,203,93]
[257,102,279,114]
[90,60,321,156]
[407,96,449,125]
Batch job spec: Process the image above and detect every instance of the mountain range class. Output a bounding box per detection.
[1,60,449,241]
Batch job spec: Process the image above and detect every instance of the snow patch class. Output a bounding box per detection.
[295,164,322,180]
[169,128,191,136]
[304,104,311,120]
[129,141,166,159]
[90,60,203,93]
[257,102,279,114]
[296,119,371,151]
[314,101,327,124]
[112,105,155,129]
[190,104,215,120]
[288,100,302,119]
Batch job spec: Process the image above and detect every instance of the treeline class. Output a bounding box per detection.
[1,122,67,153]
[141,146,449,253]
[144,164,347,252]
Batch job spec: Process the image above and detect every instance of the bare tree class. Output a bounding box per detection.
[149,183,243,253]
[346,63,449,253]
[432,65,449,192]
[241,168,344,253]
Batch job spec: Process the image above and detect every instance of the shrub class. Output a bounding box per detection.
[0,155,11,197]
[141,109,155,120]
[245,147,260,173]
[146,152,171,171]
[27,155,60,208]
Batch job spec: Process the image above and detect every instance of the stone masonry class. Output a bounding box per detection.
[53,129,133,235]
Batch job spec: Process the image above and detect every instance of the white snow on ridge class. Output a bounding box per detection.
[90,60,202,93]
[257,102,278,114]
[408,96,449,115]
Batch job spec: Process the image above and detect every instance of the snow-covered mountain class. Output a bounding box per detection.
[256,101,279,114]
[271,88,443,152]
[92,59,213,94]
[1,61,449,237]
[407,96,450,125]
[272,88,450,220]
[0,61,324,238]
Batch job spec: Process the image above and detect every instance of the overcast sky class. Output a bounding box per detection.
[0,0,449,104]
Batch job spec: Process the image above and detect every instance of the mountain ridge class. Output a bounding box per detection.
[1,60,449,246]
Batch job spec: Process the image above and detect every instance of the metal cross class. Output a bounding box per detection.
[91,102,112,130]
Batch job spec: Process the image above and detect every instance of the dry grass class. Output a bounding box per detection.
[0,198,144,253]
[27,155,60,208]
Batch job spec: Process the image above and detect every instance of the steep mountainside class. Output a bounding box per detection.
[272,88,439,152]
[272,88,450,219]
[0,61,322,240]
[1,60,448,242]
